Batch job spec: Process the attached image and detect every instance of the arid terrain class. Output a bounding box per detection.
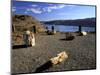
[11,32,96,74]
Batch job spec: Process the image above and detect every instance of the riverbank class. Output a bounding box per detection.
[11,32,96,74]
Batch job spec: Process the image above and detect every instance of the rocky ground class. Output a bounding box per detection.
[11,32,96,74]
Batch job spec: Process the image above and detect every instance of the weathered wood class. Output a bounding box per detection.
[79,25,82,32]
[32,26,36,33]
[12,24,16,32]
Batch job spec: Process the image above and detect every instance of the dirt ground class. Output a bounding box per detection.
[11,32,96,74]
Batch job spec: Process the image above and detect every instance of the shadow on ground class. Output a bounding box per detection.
[34,60,53,73]
[12,45,30,49]
[11,60,53,74]
[60,38,74,41]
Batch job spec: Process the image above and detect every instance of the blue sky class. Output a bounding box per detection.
[12,1,96,21]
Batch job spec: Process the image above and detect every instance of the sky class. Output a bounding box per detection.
[12,1,96,21]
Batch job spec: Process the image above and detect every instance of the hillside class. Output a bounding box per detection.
[12,15,45,32]
[12,15,45,45]
[42,18,96,27]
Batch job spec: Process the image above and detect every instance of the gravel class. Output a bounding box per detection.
[11,32,96,74]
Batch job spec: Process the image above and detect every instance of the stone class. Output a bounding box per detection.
[50,51,68,65]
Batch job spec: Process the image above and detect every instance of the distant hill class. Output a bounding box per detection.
[42,18,96,27]
[12,15,45,32]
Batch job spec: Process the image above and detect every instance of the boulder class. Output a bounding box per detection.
[65,32,75,40]
[79,31,87,36]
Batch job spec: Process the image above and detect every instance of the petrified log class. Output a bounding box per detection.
[65,32,75,40]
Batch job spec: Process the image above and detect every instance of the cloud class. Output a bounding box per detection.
[31,4,38,7]
[66,5,76,9]
[30,8,42,14]
[43,7,52,13]
[44,4,76,13]
[15,3,67,14]
[12,7,16,12]
[66,5,76,7]
[26,8,42,14]
[47,8,52,12]
[42,4,66,13]
[48,4,66,9]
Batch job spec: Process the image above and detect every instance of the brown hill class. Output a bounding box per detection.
[12,15,45,33]
[12,15,45,45]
